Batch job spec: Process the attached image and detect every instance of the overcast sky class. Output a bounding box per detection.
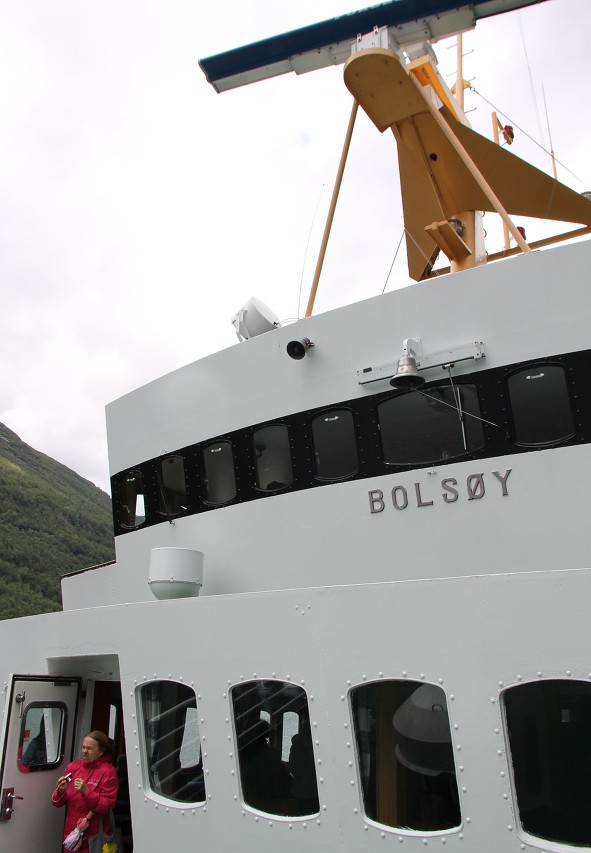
[1,0,590,494]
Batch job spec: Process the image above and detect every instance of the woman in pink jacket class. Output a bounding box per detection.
[52,730,118,851]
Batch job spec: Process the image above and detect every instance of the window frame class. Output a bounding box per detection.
[157,454,189,518]
[350,679,462,836]
[251,423,294,493]
[18,701,68,772]
[502,677,591,849]
[310,406,359,482]
[377,382,485,467]
[505,362,576,448]
[137,679,206,806]
[117,469,147,530]
[231,679,320,818]
[201,440,237,506]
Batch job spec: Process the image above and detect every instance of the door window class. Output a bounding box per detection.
[18,703,66,771]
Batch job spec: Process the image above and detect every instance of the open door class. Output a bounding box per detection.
[0,675,80,850]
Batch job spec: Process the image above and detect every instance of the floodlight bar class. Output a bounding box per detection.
[199,0,547,93]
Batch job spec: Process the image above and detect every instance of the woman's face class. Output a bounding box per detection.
[81,737,103,763]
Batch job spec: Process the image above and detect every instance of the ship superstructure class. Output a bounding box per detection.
[2,1,591,851]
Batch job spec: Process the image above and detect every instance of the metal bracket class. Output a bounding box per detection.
[357,340,485,385]
[0,788,24,821]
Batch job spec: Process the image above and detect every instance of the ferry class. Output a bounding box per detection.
[2,0,591,850]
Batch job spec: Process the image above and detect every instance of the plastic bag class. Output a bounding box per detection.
[63,827,84,851]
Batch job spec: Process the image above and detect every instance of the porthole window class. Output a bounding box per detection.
[119,470,146,528]
[311,409,358,480]
[252,424,293,491]
[504,679,591,846]
[201,441,236,505]
[378,384,484,465]
[232,680,319,816]
[158,455,188,517]
[139,681,205,804]
[351,681,461,832]
[507,364,574,446]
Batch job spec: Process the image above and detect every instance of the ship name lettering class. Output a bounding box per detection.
[368,469,512,514]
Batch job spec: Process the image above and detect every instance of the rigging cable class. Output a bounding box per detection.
[471,87,591,192]
[416,386,500,429]
[298,183,325,319]
[517,12,547,162]
[381,230,405,294]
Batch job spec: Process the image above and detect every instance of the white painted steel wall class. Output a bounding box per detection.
[2,566,591,852]
[62,239,591,610]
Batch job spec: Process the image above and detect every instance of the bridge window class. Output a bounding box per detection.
[158,455,188,517]
[378,384,484,465]
[504,679,591,846]
[252,424,293,491]
[351,681,460,832]
[139,681,205,804]
[119,470,146,528]
[232,680,319,816]
[201,441,236,505]
[507,364,574,446]
[311,409,358,480]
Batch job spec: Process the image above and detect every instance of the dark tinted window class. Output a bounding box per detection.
[504,680,591,846]
[158,455,188,516]
[311,409,358,480]
[202,442,236,505]
[351,681,460,832]
[119,470,146,528]
[232,680,319,816]
[140,681,205,804]
[507,365,574,446]
[252,425,293,491]
[378,384,484,464]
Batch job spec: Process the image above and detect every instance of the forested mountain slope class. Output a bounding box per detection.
[0,423,114,619]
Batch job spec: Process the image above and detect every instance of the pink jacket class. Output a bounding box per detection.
[52,753,118,848]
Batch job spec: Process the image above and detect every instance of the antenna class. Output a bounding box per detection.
[199,0,548,93]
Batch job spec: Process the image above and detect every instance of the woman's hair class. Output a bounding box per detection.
[85,731,114,755]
